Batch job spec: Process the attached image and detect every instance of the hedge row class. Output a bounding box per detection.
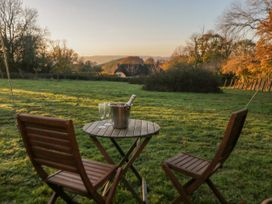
[143,67,221,93]
[3,72,129,82]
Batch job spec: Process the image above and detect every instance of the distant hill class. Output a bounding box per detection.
[81,55,169,65]
[81,56,125,65]
[101,56,144,74]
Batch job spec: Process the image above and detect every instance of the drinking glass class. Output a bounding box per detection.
[98,103,106,128]
[104,103,112,126]
[98,103,106,120]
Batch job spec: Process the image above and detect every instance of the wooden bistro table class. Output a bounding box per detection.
[83,119,160,204]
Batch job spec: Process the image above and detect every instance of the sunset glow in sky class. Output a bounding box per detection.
[24,0,235,56]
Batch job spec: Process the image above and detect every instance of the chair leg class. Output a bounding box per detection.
[162,163,193,204]
[48,192,58,204]
[47,184,75,204]
[206,178,227,204]
[105,168,123,204]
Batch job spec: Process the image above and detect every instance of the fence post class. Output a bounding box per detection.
[261,80,267,92]
[265,80,270,92]
[246,81,250,90]
[230,78,234,88]
[234,79,239,88]
[253,80,257,90]
[244,81,248,90]
[269,80,272,92]
[239,81,244,89]
[249,80,254,90]
[223,79,227,87]
[263,80,268,92]
[257,79,262,90]
[253,79,259,91]
[237,79,241,89]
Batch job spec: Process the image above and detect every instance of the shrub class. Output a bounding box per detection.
[128,76,147,84]
[143,66,221,93]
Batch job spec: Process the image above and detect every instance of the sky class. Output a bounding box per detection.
[23,0,235,57]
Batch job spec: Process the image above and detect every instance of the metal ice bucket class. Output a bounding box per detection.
[110,103,131,129]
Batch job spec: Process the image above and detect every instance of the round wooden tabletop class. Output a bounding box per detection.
[83,119,160,138]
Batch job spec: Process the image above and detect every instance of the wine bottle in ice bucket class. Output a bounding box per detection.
[110,94,136,129]
[126,94,136,106]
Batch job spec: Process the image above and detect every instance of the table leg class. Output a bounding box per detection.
[142,178,148,204]
[122,137,151,173]
[119,136,151,204]
[110,138,142,183]
[89,137,114,164]
[89,136,144,204]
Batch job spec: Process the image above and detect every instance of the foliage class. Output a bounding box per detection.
[143,64,221,93]
[76,60,98,73]
[49,41,78,75]
[161,56,189,70]
[219,0,272,79]
[222,40,259,81]
[0,79,271,204]
[171,31,232,72]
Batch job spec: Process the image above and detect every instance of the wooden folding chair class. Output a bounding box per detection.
[162,108,248,204]
[17,114,122,204]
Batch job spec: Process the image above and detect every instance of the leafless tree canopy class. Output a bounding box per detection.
[0,0,40,72]
[218,0,272,38]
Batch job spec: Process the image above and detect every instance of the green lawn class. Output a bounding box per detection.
[0,79,271,204]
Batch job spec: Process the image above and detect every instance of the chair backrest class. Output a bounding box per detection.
[211,108,248,167]
[17,113,82,173]
[16,114,97,196]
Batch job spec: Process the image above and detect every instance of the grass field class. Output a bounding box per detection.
[0,79,271,204]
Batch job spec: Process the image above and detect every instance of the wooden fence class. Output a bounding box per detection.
[223,78,272,92]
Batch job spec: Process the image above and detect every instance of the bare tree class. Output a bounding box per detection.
[218,0,272,38]
[49,40,78,77]
[0,0,40,72]
[0,27,13,95]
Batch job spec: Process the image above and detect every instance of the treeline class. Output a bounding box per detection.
[0,0,101,78]
[164,0,272,82]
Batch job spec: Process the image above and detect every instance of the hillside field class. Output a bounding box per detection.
[0,79,271,203]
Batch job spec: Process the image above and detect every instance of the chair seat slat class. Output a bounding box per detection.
[191,160,209,172]
[174,155,193,167]
[179,157,199,169]
[166,153,211,177]
[186,158,206,171]
[47,159,116,193]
